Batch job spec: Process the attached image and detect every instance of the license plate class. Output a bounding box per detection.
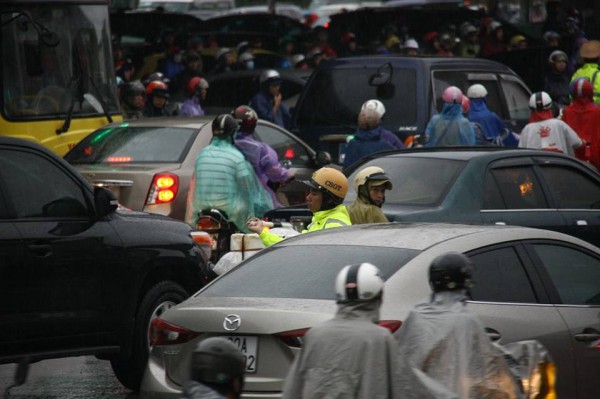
[224,336,258,373]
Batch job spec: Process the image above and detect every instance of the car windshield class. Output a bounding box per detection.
[64,126,198,164]
[198,245,418,299]
[346,157,466,205]
[296,67,417,131]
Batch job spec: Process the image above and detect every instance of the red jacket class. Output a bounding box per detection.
[562,98,600,169]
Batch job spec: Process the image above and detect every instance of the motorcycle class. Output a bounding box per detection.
[195,209,237,263]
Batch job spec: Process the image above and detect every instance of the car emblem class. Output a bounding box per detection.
[223,314,241,331]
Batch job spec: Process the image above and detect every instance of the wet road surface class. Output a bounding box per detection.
[0,356,138,399]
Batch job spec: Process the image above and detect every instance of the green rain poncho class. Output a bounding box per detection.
[185,138,274,232]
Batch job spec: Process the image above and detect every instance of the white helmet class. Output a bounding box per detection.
[467,84,488,99]
[353,166,393,192]
[259,69,281,85]
[529,91,552,111]
[361,99,386,118]
[335,263,384,304]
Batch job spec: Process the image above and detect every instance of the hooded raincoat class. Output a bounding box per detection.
[343,126,395,168]
[258,204,351,247]
[394,291,522,399]
[561,97,600,167]
[425,103,476,147]
[235,131,290,208]
[185,139,274,232]
[466,98,507,145]
[282,300,401,399]
[347,182,389,224]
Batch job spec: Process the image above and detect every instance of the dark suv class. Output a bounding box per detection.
[292,56,532,162]
[0,137,212,390]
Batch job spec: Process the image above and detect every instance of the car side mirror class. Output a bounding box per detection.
[94,187,118,217]
[314,151,332,167]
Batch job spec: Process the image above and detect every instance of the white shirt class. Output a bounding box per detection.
[518,118,583,156]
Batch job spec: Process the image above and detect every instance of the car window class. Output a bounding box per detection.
[532,244,600,305]
[199,246,417,299]
[483,166,548,209]
[468,246,537,303]
[296,67,417,131]
[65,126,198,164]
[432,72,504,118]
[0,149,88,218]
[345,157,465,205]
[536,164,600,209]
[254,125,311,167]
[500,77,530,121]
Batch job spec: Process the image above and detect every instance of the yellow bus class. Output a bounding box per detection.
[1,0,122,156]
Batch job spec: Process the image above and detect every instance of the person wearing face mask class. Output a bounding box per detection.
[235,51,255,70]
[347,166,392,224]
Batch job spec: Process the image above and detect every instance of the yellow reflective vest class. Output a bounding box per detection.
[571,63,600,105]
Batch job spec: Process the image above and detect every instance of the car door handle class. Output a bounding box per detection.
[485,327,501,342]
[575,220,588,226]
[28,244,53,258]
[574,333,600,342]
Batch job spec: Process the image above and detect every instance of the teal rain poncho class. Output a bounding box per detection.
[185,139,274,232]
[425,103,476,147]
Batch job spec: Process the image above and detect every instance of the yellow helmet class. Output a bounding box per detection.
[304,167,348,202]
[353,166,393,192]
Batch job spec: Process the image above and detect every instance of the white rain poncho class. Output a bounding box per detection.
[282,300,401,399]
[185,139,274,232]
[394,291,522,399]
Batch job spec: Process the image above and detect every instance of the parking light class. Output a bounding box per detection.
[146,173,179,204]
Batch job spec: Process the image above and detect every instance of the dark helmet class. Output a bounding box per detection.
[232,105,258,133]
[190,337,245,385]
[146,80,170,98]
[429,252,474,293]
[143,71,170,86]
[122,80,145,99]
[212,114,239,138]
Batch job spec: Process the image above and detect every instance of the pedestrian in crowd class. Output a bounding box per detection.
[210,48,234,75]
[119,80,146,120]
[292,54,310,70]
[185,114,274,232]
[278,36,296,68]
[458,23,480,57]
[544,50,571,111]
[562,12,588,74]
[480,21,507,57]
[338,32,361,57]
[561,78,600,168]
[143,80,172,117]
[402,38,419,56]
[170,50,204,102]
[465,84,510,146]
[250,69,291,129]
[247,167,351,247]
[425,86,475,147]
[509,34,528,50]
[282,262,401,399]
[142,71,170,87]
[347,166,392,224]
[571,40,600,105]
[116,60,135,84]
[232,105,294,208]
[394,252,522,399]
[343,108,396,169]
[360,99,405,149]
[312,26,337,59]
[159,48,185,82]
[306,48,325,69]
[543,30,561,47]
[235,51,255,71]
[421,31,440,55]
[519,91,582,156]
[461,96,494,146]
[179,77,209,117]
[181,337,245,399]
[436,32,455,56]
[382,24,401,53]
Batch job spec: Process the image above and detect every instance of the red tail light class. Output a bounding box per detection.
[149,318,199,346]
[378,320,402,333]
[196,216,221,231]
[146,173,179,205]
[275,328,310,348]
[284,147,295,159]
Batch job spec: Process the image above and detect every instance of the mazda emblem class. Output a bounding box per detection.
[223,314,241,331]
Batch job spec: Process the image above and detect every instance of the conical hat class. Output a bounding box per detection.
[580,40,600,59]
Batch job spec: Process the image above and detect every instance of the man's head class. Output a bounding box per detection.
[357,108,381,130]
[146,80,169,108]
[186,77,209,101]
[353,166,392,207]
[303,167,348,212]
[529,91,553,112]
[260,69,282,96]
[466,84,488,100]
[121,80,146,110]
[212,114,239,142]
[548,50,568,73]
[335,262,384,304]
[428,252,474,293]
[190,337,245,399]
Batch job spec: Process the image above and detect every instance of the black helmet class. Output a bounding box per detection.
[212,114,239,138]
[429,252,474,293]
[190,337,245,385]
[121,80,145,99]
[143,71,170,86]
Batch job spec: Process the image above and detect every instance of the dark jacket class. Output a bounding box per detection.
[343,126,395,168]
[544,70,571,107]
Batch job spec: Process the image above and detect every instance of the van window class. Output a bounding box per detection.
[500,76,531,121]
[296,67,417,131]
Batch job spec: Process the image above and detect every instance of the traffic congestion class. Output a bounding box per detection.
[1,0,600,398]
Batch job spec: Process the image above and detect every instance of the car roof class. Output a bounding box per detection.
[275,222,592,251]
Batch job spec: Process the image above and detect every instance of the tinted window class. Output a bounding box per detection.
[532,244,600,305]
[254,125,311,167]
[346,157,465,205]
[483,166,548,209]
[469,247,537,303]
[0,149,88,218]
[296,67,417,130]
[65,126,197,164]
[199,246,418,299]
[537,164,600,209]
[432,72,503,117]
[500,77,530,121]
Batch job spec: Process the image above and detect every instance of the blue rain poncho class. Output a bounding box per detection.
[185,139,274,232]
[466,98,508,145]
[425,103,476,147]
